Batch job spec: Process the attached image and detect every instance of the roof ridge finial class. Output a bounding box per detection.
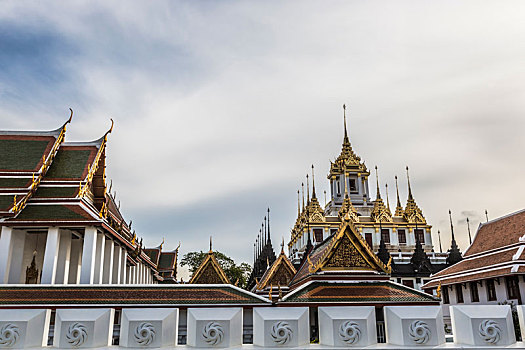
[264,215,267,244]
[395,175,401,207]
[267,207,271,243]
[209,236,213,253]
[467,217,472,244]
[406,166,413,199]
[297,190,300,217]
[375,165,381,200]
[485,209,489,222]
[311,164,316,199]
[438,229,442,253]
[281,237,285,254]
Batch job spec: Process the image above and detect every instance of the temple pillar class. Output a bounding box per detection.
[41,227,60,284]
[0,227,14,284]
[121,248,127,284]
[68,237,82,284]
[7,230,26,283]
[112,245,122,284]
[94,233,105,284]
[102,239,114,284]
[55,230,72,284]
[79,227,98,284]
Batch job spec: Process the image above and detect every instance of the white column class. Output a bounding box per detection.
[112,245,122,284]
[55,230,72,284]
[102,239,114,284]
[0,227,14,283]
[41,227,60,284]
[8,230,26,283]
[80,227,98,284]
[126,266,130,284]
[121,248,127,284]
[68,237,82,284]
[94,233,105,284]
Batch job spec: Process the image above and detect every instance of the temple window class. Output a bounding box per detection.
[337,181,340,194]
[506,276,520,300]
[456,284,464,303]
[398,229,406,244]
[414,229,425,244]
[349,178,357,192]
[487,279,497,301]
[381,229,390,244]
[442,286,450,304]
[314,229,323,243]
[365,232,373,248]
[470,282,479,302]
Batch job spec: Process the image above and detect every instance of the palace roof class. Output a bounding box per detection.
[0,285,270,307]
[422,208,525,289]
[256,245,296,290]
[189,249,230,285]
[281,280,439,305]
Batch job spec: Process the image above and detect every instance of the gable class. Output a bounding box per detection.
[189,253,230,285]
[324,234,372,270]
[269,262,295,286]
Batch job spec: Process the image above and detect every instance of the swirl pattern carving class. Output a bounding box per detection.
[0,324,20,348]
[134,322,156,346]
[338,321,361,345]
[408,320,431,344]
[66,322,88,347]
[270,321,293,345]
[479,319,502,344]
[202,322,224,346]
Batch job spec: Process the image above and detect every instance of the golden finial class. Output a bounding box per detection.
[436,282,442,299]
[176,241,181,251]
[131,234,136,246]
[66,108,73,126]
[343,103,348,141]
[301,182,305,211]
[160,237,165,250]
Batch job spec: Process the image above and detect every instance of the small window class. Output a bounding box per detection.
[487,279,497,301]
[314,229,323,243]
[403,280,414,288]
[506,276,520,300]
[365,232,373,248]
[470,282,479,302]
[414,229,425,244]
[398,229,406,244]
[337,181,340,194]
[442,286,450,304]
[349,179,357,192]
[456,284,464,303]
[381,229,390,244]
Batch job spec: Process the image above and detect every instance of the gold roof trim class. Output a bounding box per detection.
[189,250,230,284]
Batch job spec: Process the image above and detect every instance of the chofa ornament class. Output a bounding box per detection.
[408,320,431,344]
[202,322,224,346]
[479,319,502,344]
[66,322,88,347]
[338,320,361,345]
[134,322,156,346]
[0,324,20,348]
[270,321,293,345]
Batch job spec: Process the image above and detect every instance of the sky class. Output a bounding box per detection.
[1,1,525,279]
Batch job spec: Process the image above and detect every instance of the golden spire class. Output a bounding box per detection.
[403,166,425,223]
[343,103,349,143]
[385,183,391,213]
[375,166,381,200]
[301,182,305,211]
[338,173,359,222]
[394,175,404,216]
[311,164,316,198]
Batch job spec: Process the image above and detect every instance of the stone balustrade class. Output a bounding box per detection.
[0,305,525,348]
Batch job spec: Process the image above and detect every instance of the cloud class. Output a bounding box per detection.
[1,0,525,272]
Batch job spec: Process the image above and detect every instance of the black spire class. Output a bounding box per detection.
[377,238,390,266]
[411,237,432,273]
[446,210,463,265]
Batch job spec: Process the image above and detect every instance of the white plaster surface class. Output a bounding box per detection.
[0,309,50,348]
[384,306,445,346]
[186,307,242,348]
[318,306,376,347]
[54,308,114,348]
[120,308,178,348]
[450,305,515,346]
[253,307,309,348]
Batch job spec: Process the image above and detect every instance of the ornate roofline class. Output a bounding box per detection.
[189,250,231,284]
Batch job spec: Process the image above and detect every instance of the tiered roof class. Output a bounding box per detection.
[256,242,296,291]
[423,209,525,289]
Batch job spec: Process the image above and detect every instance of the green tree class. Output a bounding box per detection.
[181,251,252,288]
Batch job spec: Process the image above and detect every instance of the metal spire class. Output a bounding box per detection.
[467,217,472,244]
[301,183,305,211]
[375,165,381,199]
[395,175,402,209]
[438,230,443,253]
[385,183,390,212]
[311,165,316,198]
[343,104,348,141]
[267,208,271,244]
[306,174,310,204]
[485,209,489,222]
[297,190,300,217]
[449,210,456,242]
[406,166,413,199]
[209,236,212,252]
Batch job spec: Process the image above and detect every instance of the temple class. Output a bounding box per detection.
[0,111,178,285]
